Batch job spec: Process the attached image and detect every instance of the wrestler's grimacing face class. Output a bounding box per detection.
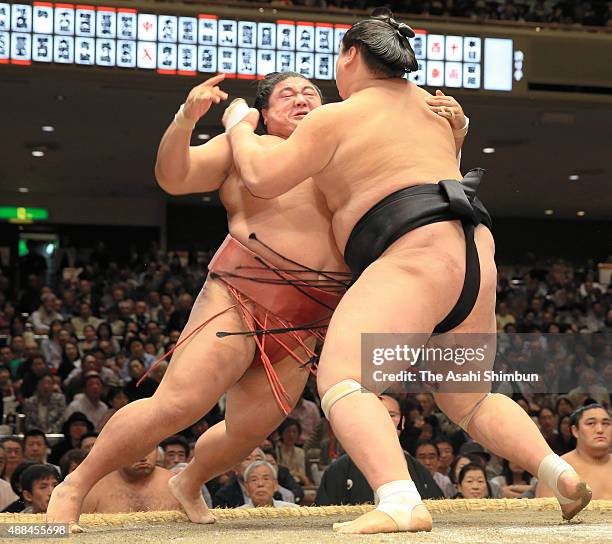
[263,77,321,138]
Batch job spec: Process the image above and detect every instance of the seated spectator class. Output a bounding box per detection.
[276,418,310,486]
[415,440,455,498]
[0,366,16,409]
[40,321,68,370]
[49,412,94,465]
[58,449,87,480]
[538,407,558,445]
[239,461,299,509]
[496,302,516,331]
[490,459,535,498]
[454,463,491,499]
[536,404,612,499]
[0,445,18,510]
[458,442,495,476]
[288,396,321,445]
[79,432,99,454]
[555,396,575,417]
[20,464,60,513]
[71,303,102,338]
[434,435,455,477]
[64,353,115,398]
[22,373,66,434]
[0,348,18,381]
[17,354,50,400]
[64,372,108,430]
[449,452,503,498]
[213,448,266,508]
[549,414,576,455]
[160,435,189,470]
[263,449,302,504]
[81,449,179,513]
[79,324,98,353]
[57,341,81,381]
[2,461,36,512]
[97,322,121,353]
[568,369,609,407]
[23,430,51,465]
[315,394,443,505]
[30,294,63,335]
[124,359,157,401]
[1,437,23,482]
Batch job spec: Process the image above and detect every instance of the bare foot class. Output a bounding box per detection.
[46,480,85,527]
[168,473,216,524]
[333,505,432,534]
[557,471,592,521]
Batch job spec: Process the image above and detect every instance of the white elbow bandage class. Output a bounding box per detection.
[173,103,196,131]
[224,100,251,132]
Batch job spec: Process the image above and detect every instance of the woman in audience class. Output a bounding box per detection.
[40,320,64,369]
[97,322,120,353]
[58,341,81,381]
[454,463,491,499]
[275,418,310,486]
[79,325,98,353]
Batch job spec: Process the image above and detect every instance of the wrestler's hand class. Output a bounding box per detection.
[222,98,260,132]
[182,73,229,124]
[426,90,467,132]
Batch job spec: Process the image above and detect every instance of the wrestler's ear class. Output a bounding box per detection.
[342,45,358,67]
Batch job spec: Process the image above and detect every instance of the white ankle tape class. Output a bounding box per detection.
[537,453,575,505]
[375,480,422,531]
[321,379,370,419]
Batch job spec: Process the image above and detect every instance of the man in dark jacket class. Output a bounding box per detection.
[315,394,444,505]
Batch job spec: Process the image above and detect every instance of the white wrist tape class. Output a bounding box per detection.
[453,115,470,138]
[224,100,251,132]
[174,104,196,131]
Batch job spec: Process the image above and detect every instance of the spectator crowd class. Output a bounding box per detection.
[246,0,612,28]
[0,244,609,514]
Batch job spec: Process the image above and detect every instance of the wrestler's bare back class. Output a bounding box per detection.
[220,134,347,275]
[311,81,478,253]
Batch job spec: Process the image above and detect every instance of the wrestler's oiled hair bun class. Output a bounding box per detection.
[342,10,418,77]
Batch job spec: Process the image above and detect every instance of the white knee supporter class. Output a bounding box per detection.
[457,392,496,431]
[375,480,422,531]
[538,453,576,505]
[321,379,371,419]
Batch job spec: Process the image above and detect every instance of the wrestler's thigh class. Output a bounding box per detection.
[155,277,257,399]
[317,251,464,391]
[432,225,498,408]
[223,338,314,437]
[449,224,497,334]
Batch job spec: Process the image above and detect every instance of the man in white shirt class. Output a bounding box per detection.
[239,461,299,509]
[70,303,102,338]
[64,373,108,431]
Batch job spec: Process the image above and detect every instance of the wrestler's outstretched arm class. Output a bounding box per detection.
[155,74,231,195]
[227,101,339,199]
